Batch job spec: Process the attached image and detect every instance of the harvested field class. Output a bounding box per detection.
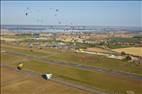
[1,53,29,64]
[1,67,92,94]
[113,47,142,56]
[1,37,19,41]
[85,47,109,53]
[1,44,142,94]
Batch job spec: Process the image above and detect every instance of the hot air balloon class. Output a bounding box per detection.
[24,7,32,16]
[56,9,59,12]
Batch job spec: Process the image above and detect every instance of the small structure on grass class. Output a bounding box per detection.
[41,73,52,80]
[17,63,24,70]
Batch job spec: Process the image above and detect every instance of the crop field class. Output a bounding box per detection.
[113,47,142,57]
[1,43,142,94]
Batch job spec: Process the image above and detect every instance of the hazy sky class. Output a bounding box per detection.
[1,1,142,27]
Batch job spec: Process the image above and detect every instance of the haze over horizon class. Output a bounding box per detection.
[1,1,142,27]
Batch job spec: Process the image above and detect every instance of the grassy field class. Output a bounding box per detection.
[1,52,142,94]
[2,44,142,75]
[113,47,142,57]
[1,67,91,94]
[1,53,29,64]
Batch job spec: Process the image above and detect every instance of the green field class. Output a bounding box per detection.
[108,37,142,49]
[2,44,142,76]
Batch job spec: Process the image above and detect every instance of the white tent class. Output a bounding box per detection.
[45,74,52,79]
[42,74,52,80]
